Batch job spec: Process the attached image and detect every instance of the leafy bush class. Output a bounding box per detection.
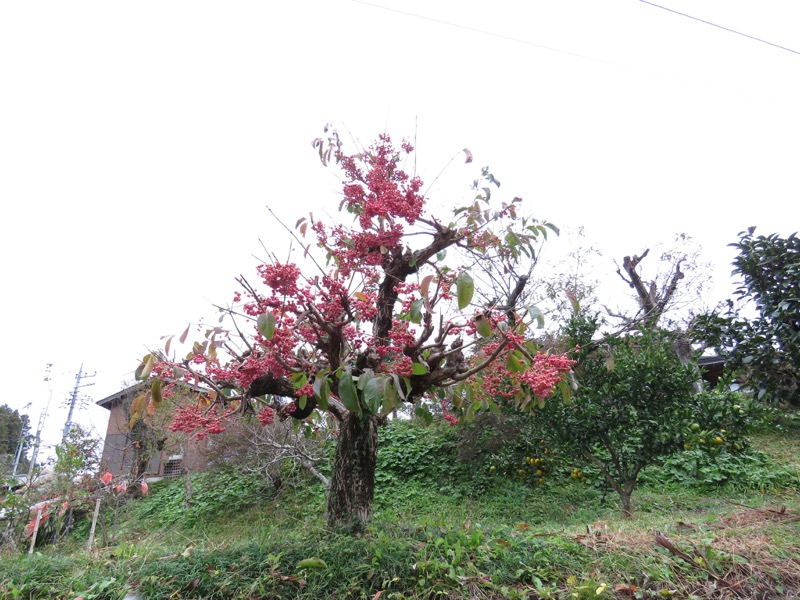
[456,411,562,488]
[376,419,485,495]
[643,447,800,491]
[130,468,268,527]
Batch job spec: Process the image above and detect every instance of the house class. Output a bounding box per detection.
[97,382,207,480]
[698,355,726,388]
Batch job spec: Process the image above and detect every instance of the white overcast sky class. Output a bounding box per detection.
[1,0,798,458]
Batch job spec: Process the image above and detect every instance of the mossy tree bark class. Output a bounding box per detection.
[326,413,379,533]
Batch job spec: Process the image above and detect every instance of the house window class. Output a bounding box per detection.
[164,454,183,477]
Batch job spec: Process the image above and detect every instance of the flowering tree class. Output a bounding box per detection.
[139,132,575,531]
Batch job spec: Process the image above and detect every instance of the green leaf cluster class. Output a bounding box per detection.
[693,228,800,405]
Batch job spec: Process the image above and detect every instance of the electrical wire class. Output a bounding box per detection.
[352,0,631,70]
[352,0,798,111]
[640,0,800,56]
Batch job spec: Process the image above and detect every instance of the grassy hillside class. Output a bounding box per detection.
[1,419,798,599]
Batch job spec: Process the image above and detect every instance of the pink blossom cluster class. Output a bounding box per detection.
[296,383,315,398]
[441,400,458,426]
[309,136,424,279]
[339,135,423,229]
[170,403,235,440]
[518,353,577,398]
[257,406,276,426]
[379,354,413,377]
[386,320,417,350]
[350,290,379,321]
[472,343,576,404]
[257,262,302,296]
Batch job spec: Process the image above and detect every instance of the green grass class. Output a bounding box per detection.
[2,425,799,599]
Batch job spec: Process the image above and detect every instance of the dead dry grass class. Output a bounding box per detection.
[571,505,800,598]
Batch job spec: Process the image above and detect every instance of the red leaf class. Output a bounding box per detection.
[420,274,434,300]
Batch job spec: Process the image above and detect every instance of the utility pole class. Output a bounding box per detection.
[62,363,95,442]
[26,364,53,485]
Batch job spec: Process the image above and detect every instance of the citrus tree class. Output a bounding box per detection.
[536,315,699,516]
[137,132,575,531]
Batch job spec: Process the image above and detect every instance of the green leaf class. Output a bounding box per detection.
[390,373,408,400]
[436,250,447,262]
[363,376,385,414]
[544,222,560,235]
[312,372,330,410]
[409,298,423,324]
[297,557,327,569]
[338,373,361,418]
[257,312,277,340]
[291,372,308,390]
[466,398,479,421]
[558,379,571,404]
[151,377,163,405]
[475,315,493,337]
[456,272,475,310]
[411,362,429,375]
[506,351,526,373]
[381,379,399,415]
[356,369,374,391]
[414,404,433,425]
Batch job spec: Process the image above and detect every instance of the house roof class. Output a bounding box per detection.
[697,355,725,367]
[96,380,209,410]
[96,382,148,410]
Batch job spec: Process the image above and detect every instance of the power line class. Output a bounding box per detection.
[352,0,797,111]
[353,0,630,69]
[640,0,800,56]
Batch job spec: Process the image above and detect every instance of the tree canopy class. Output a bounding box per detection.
[0,404,29,475]
[694,228,800,405]
[138,132,575,530]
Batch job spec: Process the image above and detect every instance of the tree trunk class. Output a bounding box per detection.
[326,413,379,534]
[618,479,638,518]
[620,489,633,518]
